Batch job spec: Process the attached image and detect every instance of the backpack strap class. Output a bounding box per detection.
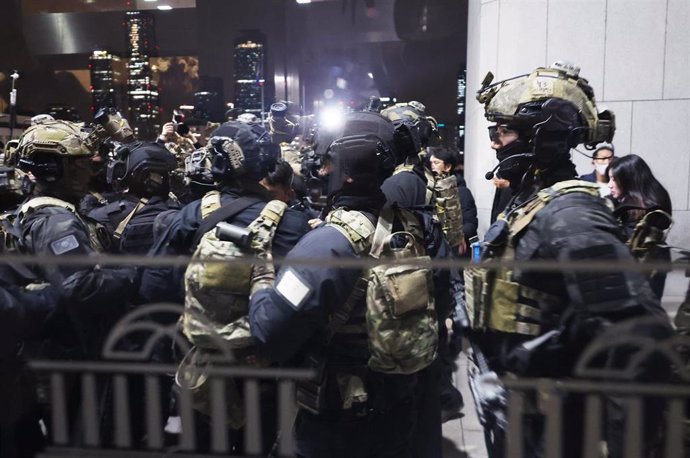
[370,207,424,259]
[424,169,435,205]
[248,200,288,252]
[18,196,77,222]
[507,179,601,239]
[112,197,149,241]
[325,209,376,255]
[200,190,222,219]
[192,196,263,247]
[393,163,415,175]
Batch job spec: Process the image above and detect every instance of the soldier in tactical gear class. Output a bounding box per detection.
[11,119,139,357]
[380,103,464,439]
[248,111,427,458]
[138,120,309,453]
[379,101,429,207]
[140,119,310,301]
[468,62,668,457]
[87,141,180,254]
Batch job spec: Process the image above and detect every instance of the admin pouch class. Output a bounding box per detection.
[463,180,601,336]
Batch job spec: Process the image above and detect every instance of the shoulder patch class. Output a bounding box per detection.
[50,234,80,255]
[275,268,312,310]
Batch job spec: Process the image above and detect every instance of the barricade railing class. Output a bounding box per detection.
[3,251,690,457]
[500,377,690,458]
[29,359,314,458]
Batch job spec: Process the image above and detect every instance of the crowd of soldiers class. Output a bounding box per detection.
[0,61,679,458]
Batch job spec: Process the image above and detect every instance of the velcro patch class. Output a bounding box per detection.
[50,234,80,255]
[275,268,312,310]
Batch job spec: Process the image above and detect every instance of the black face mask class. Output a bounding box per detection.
[494,138,532,184]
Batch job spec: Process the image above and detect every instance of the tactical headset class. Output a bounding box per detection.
[107,142,176,195]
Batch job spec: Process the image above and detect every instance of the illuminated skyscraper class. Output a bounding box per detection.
[89,50,127,113]
[233,32,266,115]
[125,11,160,139]
[456,68,466,150]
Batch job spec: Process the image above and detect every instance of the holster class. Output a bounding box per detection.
[296,353,328,415]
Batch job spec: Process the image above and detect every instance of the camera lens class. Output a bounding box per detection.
[270,102,288,116]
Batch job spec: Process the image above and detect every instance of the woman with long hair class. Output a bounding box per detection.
[607,154,672,298]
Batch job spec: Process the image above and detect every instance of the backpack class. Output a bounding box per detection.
[327,206,439,375]
[367,207,439,374]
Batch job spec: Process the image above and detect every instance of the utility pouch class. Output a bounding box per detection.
[296,353,329,415]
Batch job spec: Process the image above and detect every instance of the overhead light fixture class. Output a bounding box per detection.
[144,0,158,2]
[157,5,173,10]
[296,0,312,4]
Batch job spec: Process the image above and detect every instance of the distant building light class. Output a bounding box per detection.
[437,123,446,128]
[179,105,195,110]
[157,5,172,10]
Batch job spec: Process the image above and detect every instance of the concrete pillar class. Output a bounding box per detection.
[465,0,690,304]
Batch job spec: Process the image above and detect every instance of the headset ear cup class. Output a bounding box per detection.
[211,151,228,179]
[106,160,126,185]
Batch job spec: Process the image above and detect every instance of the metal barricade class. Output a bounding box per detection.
[27,303,315,458]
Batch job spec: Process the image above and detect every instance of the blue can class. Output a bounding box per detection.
[471,241,482,263]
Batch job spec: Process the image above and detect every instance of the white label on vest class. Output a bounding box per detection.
[50,234,80,255]
[276,268,312,310]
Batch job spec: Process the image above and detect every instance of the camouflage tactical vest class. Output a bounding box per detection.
[326,206,438,375]
[430,174,464,247]
[183,191,287,350]
[464,180,601,336]
[180,191,287,427]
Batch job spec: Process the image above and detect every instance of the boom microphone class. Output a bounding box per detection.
[484,153,535,180]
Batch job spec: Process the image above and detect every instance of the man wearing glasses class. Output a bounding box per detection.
[579,143,614,196]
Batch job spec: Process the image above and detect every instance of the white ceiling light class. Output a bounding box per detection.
[296,0,312,4]
[157,5,173,10]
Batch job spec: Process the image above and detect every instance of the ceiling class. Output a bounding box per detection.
[22,0,196,14]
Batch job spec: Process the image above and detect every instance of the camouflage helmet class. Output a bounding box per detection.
[16,120,94,182]
[380,101,439,148]
[380,101,425,123]
[16,120,93,159]
[476,62,615,147]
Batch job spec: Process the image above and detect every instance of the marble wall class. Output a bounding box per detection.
[465,0,690,303]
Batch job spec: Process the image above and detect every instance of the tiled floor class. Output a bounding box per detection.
[441,351,489,458]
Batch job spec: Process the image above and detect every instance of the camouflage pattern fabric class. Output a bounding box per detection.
[183,199,287,350]
[17,120,94,158]
[464,180,601,335]
[325,207,438,375]
[433,174,464,247]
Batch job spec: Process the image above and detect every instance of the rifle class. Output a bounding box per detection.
[454,287,507,458]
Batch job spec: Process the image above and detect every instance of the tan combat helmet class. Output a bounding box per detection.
[476,61,615,148]
[16,120,95,182]
[17,120,94,159]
